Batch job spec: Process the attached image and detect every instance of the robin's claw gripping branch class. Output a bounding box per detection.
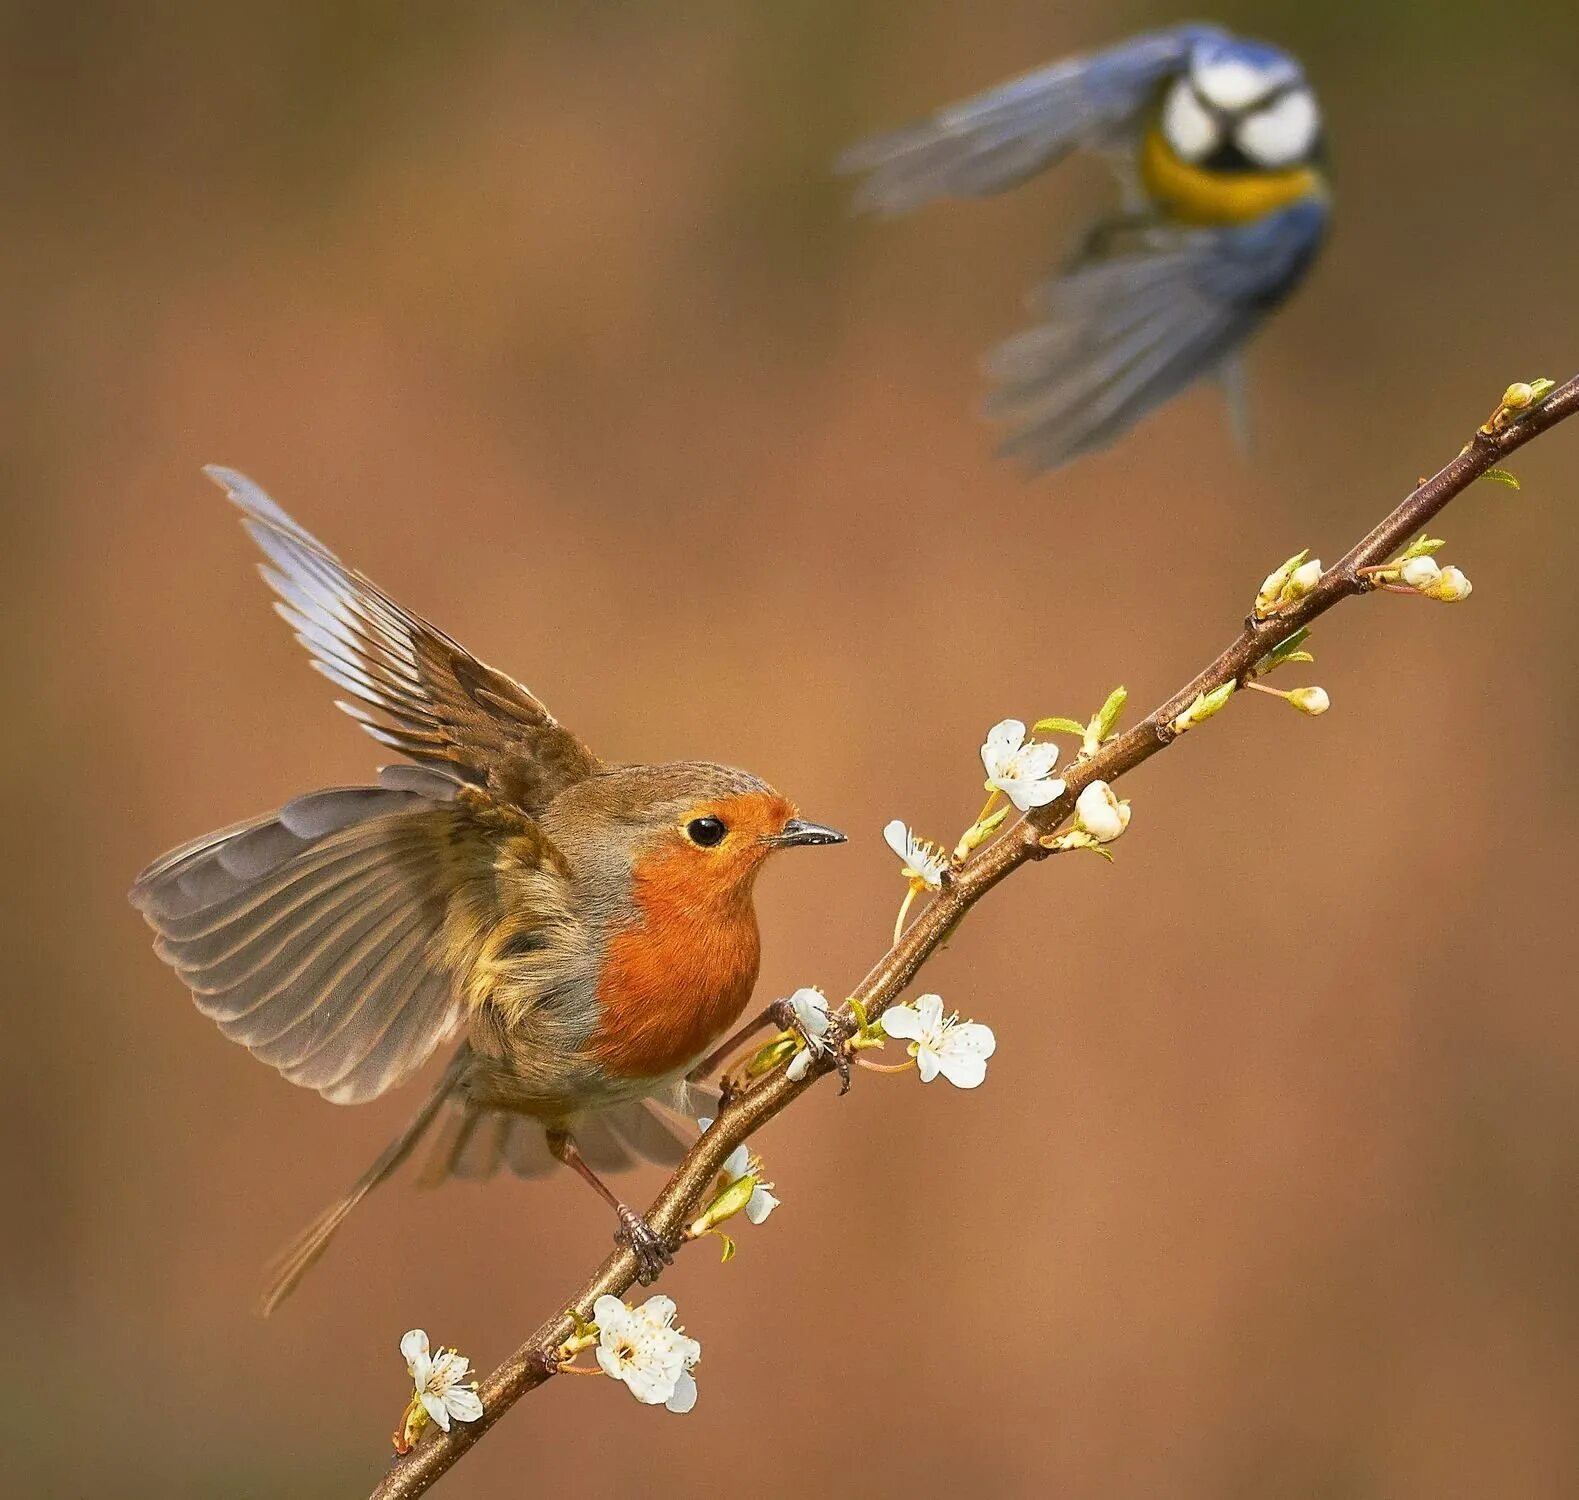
[615,1207,676,1286]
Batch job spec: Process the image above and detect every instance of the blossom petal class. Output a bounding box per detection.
[1007,776,1065,811]
[624,1367,673,1405]
[1013,742,1061,781]
[595,1345,624,1380]
[937,1022,996,1088]
[914,994,945,1032]
[785,1050,811,1082]
[983,719,1027,776]
[880,1003,923,1041]
[948,1021,996,1059]
[421,1391,451,1431]
[637,1295,678,1328]
[445,1387,484,1424]
[936,1051,988,1088]
[666,1369,698,1414]
[914,1045,942,1083]
[592,1295,628,1333]
[882,819,909,859]
[788,987,831,1039]
[671,1331,702,1366]
[401,1329,431,1372]
[721,1144,751,1180]
[746,1185,780,1224]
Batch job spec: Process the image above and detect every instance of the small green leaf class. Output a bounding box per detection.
[717,1234,737,1264]
[1398,533,1446,562]
[1529,378,1557,402]
[1033,717,1087,737]
[1095,686,1128,738]
[1277,650,1315,666]
[1480,467,1521,489]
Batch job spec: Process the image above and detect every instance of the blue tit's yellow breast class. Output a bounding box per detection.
[1139,127,1323,226]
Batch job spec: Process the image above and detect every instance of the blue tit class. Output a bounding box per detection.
[839,25,1329,472]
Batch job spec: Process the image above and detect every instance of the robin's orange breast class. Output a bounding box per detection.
[585,852,762,1081]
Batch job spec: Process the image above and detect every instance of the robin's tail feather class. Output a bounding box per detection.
[260,1048,467,1315]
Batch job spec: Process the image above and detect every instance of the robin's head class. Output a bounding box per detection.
[548,761,844,906]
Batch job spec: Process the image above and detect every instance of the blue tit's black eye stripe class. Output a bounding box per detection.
[1200,138,1260,175]
[686,816,728,847]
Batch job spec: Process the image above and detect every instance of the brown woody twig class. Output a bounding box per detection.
[371,374,1579,1499]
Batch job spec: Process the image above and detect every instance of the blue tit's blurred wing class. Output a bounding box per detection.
[984,197,1327,472]
[839,24,1225,215]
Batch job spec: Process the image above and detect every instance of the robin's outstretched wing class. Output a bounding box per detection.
[206,466,599,816]
[130,782,472,1104]
[838,25,1222,215]
[130,774,579,1106]
[984,198,1327,471]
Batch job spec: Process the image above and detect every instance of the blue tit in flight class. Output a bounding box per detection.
[839,25,1329,472]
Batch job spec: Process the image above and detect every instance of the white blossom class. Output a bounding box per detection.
[883,819,948,890]
[880,994,997,1088]
[400,1329,483,1433]
[783,986,832,1082]
[593,1294,701,1413]
[980,720,1065,811]
[1073,780,1131,843]
[697,1118,780,1225]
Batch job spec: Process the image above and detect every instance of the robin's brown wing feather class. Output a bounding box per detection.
[132,781,588,1105]
[204,466,600,815]
[132,788,472,1103]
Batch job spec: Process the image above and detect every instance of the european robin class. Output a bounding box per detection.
[130,468,845,1310]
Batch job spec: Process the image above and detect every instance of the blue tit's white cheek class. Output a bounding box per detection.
[1161,79,1220,163]
[1192,53,1300,112]
[1236,88,1320,169]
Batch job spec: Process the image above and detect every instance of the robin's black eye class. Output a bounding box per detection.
[686,816,728,847]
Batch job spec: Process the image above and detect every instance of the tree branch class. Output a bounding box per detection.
[371,375,1579,1500]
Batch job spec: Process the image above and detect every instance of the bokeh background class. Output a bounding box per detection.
[6,2,1579,1495]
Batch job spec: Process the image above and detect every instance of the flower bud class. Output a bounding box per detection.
[1170,681,1236,735]
[1288,686,1330,716]
[1287,559,1322,598]
[1399,555,1441,590]
[686,1173,760,1240]
[1502,381,1534,409]
[1254,550,1308,617]
[1074,780,1131,843]
[1428,565,1473,602]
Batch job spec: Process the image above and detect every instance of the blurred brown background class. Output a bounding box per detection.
[5,2,1578,1495]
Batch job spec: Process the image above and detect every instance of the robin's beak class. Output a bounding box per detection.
[765,818,847,849]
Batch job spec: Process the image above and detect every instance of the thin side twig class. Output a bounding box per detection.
[371,374,1579,1500]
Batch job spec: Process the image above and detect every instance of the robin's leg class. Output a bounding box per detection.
[547,1129,674,1284]
[686,999,795,1085]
